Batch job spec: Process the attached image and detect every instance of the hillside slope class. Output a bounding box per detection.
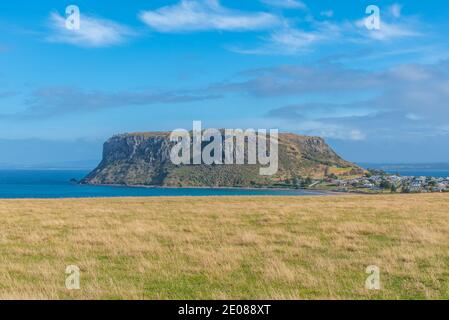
[81,132,363,187]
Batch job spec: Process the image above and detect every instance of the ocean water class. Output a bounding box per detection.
[0,170,328,199]
[383,169,449,178]
[359,163,449,178]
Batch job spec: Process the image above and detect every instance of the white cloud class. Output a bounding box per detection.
[284,121,366,141]
[47,12,135,47]
[230,21,340,55]
[18,86,220,117]
[268,27,322,54]
[406,113,421,121]
[260,0,307,10]
[256,60,449,141]
[348,129,366,141]
[139,0,281,32]
[353,6,422,42]
[227,31,317,55]
[230,7,423,55]
[356,18,420,41]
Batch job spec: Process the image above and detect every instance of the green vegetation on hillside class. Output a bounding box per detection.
[82,132,363,187]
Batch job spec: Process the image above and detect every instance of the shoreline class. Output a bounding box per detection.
[80,182,338,194]
[81,182,400,196]
[0,184,340,200]
[85,183,412,197]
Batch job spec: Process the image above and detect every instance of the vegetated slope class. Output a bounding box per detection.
[81,132,363,187]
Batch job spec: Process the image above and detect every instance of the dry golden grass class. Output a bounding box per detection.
[1,193,449,300]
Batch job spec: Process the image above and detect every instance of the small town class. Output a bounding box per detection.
[312,169,449,194]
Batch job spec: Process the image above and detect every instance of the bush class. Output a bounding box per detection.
[380,180,392,189]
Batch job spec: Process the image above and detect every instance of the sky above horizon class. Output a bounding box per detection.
[1,0,449,165]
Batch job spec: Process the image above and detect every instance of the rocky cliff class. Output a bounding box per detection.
[81,132,363,188]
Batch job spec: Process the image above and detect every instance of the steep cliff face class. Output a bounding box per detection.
[81,132,363,187]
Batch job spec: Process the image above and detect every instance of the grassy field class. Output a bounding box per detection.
[1,194,449,300]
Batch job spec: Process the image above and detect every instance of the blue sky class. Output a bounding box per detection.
[1,0,449,166]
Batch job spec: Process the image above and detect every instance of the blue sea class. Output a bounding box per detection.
[383,169,449,177]
[0,170,328,199]
[360,163,449,178]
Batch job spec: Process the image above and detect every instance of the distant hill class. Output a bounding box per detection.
[81,132,363,188]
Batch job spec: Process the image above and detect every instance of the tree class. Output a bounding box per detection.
[302,177,313,188]
[428,180,437,187]
[390,184,397,193]
[328,173,338,180]
[380,180,392,189]
[292,177,301,188]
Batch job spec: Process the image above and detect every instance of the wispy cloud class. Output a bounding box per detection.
[138,1,422,55]
[229,26,322,55]
[210,63,382,96]
[260,0,307,10]
[232,5,424,55]
[261,60,449,140]
[139,0,282,32]
[14,86,220,118]
[354,17,421,41]
[47,12,136,48]
[229,21,339,55]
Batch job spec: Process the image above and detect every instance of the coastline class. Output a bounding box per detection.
[6,169,444,199]
[80,182,337,194]
[0,170,342,199]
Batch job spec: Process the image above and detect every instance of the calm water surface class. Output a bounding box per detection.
[0,170,329,199]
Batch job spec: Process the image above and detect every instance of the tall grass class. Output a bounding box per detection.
[0,194,449,299]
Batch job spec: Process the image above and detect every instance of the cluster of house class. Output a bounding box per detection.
[332,175,449,193]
